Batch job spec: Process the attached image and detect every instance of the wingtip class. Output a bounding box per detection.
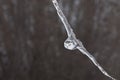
[52,0,57,3]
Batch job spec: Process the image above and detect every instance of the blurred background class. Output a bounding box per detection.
[0,0,120,80]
